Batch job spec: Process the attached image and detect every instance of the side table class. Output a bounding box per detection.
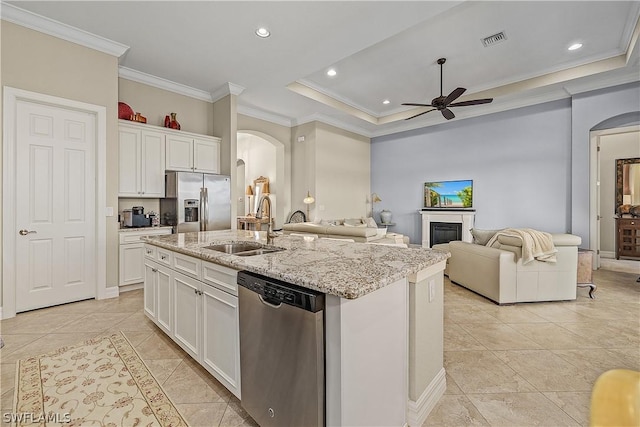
[577,249,596,299]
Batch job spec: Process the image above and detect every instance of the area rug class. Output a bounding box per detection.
[12,332,188,426]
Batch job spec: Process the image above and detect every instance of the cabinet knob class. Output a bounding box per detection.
[161,255,167,260]
[151,268,157,273]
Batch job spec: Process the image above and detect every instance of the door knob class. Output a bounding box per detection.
[18,229,37,236]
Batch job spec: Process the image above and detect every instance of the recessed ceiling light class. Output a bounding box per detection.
[383,100,390,105]
[255,27,270,38]
[568,43,582,51]
[327,68,337,77]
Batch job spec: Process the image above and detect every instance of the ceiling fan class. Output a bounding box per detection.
[402,58,493,120]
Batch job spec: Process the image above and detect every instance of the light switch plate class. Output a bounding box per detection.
[105,207,114,217]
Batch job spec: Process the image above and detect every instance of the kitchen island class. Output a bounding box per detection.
[143,230,448,426]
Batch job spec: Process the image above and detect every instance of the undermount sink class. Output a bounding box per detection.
[204,242,285,256]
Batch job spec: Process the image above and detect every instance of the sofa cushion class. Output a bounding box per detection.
[496,234,523,247]
[344,218,364,226]
[470,228,502,245]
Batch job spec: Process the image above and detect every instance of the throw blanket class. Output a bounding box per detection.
[486,228,557,264]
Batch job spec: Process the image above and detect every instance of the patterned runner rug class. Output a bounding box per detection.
[12,332,188,426]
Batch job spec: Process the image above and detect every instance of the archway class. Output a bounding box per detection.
[237,131,287,229]
[589,112,640,272]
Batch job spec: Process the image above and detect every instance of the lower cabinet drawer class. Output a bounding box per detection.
[173,252,201,279]
[202,261,239,296]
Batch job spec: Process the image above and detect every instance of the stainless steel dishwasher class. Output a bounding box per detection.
[237,270,325,427]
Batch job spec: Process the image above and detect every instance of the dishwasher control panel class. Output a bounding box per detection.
[237,271,324,312]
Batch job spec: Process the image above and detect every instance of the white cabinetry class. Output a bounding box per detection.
[143,246,240,398]
[166,134,220,173]
[118,122,165,197]
[119,228,172,286]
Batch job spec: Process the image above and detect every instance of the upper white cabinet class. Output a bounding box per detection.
[119,123,165,197]
[166,134,220,174]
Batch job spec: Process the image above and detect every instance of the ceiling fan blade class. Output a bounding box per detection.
[441,108,455,120]
[443,87,466,105]
[405,108,436,120]
[449,98,493,107]
[402,103,432,107]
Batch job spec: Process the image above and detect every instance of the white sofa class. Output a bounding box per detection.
[282,222,384,242]
[446,232,582,304]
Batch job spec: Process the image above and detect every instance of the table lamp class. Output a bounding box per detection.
[245,185,254,216]
[303,190,315,220]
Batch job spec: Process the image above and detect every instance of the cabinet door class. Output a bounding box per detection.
[172,271,201,359]
[193,138,219,173]
[156,264,173,335]
[140,130,165,197]
[143,261,157,320]
[120,243,145,285]
[118,127,141,196]
[166,134,193,171]
[201,283,240,398]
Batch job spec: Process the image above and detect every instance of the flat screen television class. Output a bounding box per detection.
[424,180,473,208]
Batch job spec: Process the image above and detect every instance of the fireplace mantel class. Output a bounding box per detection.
[420,209,476,248]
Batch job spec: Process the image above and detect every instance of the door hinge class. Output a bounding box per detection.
[597,249,600,255]
[597,146,601,152]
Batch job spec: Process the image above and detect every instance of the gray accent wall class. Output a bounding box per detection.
[372,82,640,245]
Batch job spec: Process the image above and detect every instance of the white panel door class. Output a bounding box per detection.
[193,138,219,173]
[118,126,140,197]
[201,283,240,397]
[141,130,165,197]
[165,134,193,171]
[15,100,96,312]
[172,271,201,360]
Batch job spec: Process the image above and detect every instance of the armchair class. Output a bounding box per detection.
[447,232,582,304]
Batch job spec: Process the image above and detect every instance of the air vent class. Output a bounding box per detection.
[481,31,507,47]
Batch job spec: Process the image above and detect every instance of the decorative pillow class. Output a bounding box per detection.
[470,228,502,246]
[344,218,364,226]
[363,217,378,228]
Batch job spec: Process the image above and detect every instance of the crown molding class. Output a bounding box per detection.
[211,82,246,103]
[563,66,640,95]
[295,78,382,118]
[237,105,292,127]
[0,2,129,57]
[118,66,213,102]
[293,113,374,138]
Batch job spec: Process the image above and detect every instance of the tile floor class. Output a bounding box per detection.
[0,268,638,427]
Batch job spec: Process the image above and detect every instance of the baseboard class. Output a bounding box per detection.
[119,283,143,293]
[406,367,446,426]
[98,286,119,300]
[600,251,615,259]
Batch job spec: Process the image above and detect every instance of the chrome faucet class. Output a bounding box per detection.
[255,194,276,243]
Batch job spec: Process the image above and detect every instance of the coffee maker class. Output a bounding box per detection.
[122,206,152,227]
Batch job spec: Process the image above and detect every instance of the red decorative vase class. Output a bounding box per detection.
[164,115,171,128]
[169,112,180,130]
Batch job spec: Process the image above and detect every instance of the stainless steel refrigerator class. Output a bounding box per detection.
[160,171,231,233]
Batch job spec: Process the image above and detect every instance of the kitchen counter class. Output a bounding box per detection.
[143,230,448,299]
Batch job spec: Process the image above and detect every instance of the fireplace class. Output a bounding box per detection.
[420,209,475,248]
[430,222,462,247]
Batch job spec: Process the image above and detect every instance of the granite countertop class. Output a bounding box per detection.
[143,230,448,299]
[119,226,173,232]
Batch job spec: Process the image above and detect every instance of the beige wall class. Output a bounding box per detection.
[1,22,120,300]
[291,122,317,220]
[213,95,237,223]
[119,78,214,135]
[315,122,370,220]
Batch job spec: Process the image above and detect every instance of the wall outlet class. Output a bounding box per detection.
[105,207,114,217]
[429,280,435,302]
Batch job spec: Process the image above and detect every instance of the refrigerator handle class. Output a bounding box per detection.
[200,187,205,231]
[203,187,209,231]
